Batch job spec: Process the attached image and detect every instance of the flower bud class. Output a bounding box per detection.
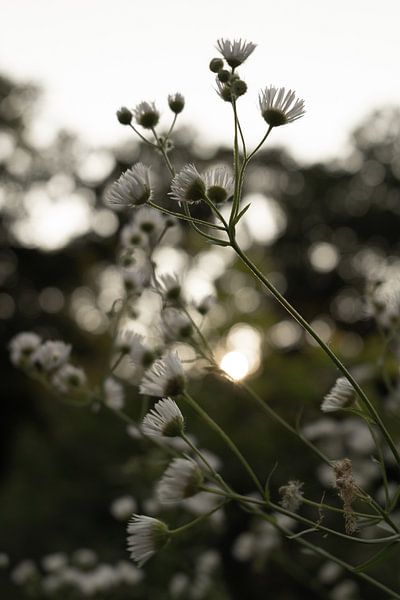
[231,79,247,97]
[217,69,230,83]
[209,58,224,73]
[168,93,185,114]
[116,107,133,125]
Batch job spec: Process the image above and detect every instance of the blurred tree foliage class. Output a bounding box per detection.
[1,73,400,599]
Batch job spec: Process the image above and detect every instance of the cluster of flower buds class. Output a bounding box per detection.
[9,333,87,398]
[209,38,254,102]
[117,93,185,129]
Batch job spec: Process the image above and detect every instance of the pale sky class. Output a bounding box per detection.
[2,0,400,163]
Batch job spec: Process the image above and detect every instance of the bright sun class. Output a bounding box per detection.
[219,351,249,381]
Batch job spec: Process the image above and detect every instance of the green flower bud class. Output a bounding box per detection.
[217,69,230,83]
[116,107,133,125]
[231,79,247,97]
[209,58,224,73]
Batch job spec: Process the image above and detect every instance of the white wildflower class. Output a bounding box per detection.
[204,166,234,204]
[9,332,42,368]
[321,377,356,413]
[32,340,71,372]
[157,458,203,504]
[162,308,193,341]
[122,268,149,293]
[195,294,216,315]
[169,164,205,204]
[142,397,184,438]
[134,206,166,238]
[120,223,147,249]
[110,495,137,520]
[52,364,87,394]
[115,560,144,585]
[104,377,125,410]
[158,273,182,301]
[105,163,152,208]
[139,352,186,397]
[216,38,256,68]
[259,86,305,127]
[132,101,160,129]
[127,515,170,567]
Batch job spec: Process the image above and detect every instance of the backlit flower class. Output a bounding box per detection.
[127,515,170,567]
[204,166,234,203]
[105,163,152,208]
[216,38,256,68]
[132,101,160,129]
[142,397,184,438]
[140,352,186,397]
[259,86,305,127]
[169,164,205,204]
[157,458,203,504]
[321,378,355,413]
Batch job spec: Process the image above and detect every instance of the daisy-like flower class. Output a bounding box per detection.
[120,223,147,249]
[9,332,42,368]
[215,79,233,103]
[140,352,186,397]
[132,101,160,129]
[259,86,305,127]
[134,206,166,238]
[157,458,203,504]
[142,397,184,438]
[127,515,170,567]
[129,333,155,368]
[162,308,193,342]
[195,294,216,316]
[122,268,150,294]
[32,340,71,372]
[169,164,206,204]
[103,377,125,410]
[279,480,304,513]
[105,163,152,208]
[321,377,356,413]
[204,166,234,204]
[168,93,185,114]
[52,364,87,394]
[158,273,182,301]
[216,38,256,68]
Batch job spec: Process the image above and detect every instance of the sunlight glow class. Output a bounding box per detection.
[220,351,250,381]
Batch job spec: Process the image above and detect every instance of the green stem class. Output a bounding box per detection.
[148,200,224,230]
[231,240,400,467]
[170,500,228,535]
[182,391,264,495]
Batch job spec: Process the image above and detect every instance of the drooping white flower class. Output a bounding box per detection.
[139,352,186,397]
[195,294,216,315]
[32,340,71,372]
[321,378,356,413]
[114,331,154,369]
[9,332,42,367]
[122,268,149,294]
[105,163,152,208]
[11,560,38,585]
[132,101,160,129]
[169,164,205,204]
[103,377,125,410]
[127,515,170,567]
[110,495,137,520]
[158,273,182,301]
[259,86,305,127]
[157,458,203,504]
[120,223,147,249]
[216,38,256,68]
[204,166,234,203]
[142,397,184,438]
[135,206,166,235]
[52,364,87,394]
[162,308,193,342]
